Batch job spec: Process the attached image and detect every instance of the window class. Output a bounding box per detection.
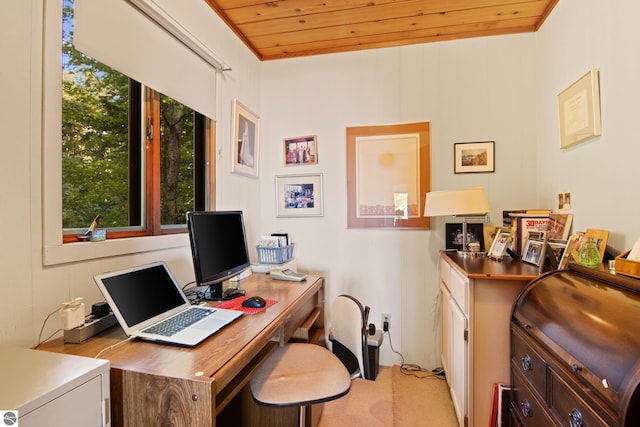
[61,1,212,243]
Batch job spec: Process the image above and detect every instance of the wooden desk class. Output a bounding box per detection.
[39,273,324,427]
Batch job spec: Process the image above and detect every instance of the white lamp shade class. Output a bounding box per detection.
[424,187,489,217]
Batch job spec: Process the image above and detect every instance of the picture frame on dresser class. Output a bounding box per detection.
[445,222,485,251]
[522,231,547,272]
[487,230,513,260]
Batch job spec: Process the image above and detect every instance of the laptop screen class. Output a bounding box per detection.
[99,263,187,328]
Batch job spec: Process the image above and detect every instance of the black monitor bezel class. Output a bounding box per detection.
[186,210,251,300]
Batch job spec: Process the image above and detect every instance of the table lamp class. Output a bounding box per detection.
[424,187,490,255]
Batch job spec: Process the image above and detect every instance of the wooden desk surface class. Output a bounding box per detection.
[39,273,324,426]
[442,251,540,281]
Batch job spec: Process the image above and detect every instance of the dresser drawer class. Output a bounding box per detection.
[548,367,609,427]
[511,368,555,427]
[511,327,547,400]
[440,258,451,285]
[448,266,468,315]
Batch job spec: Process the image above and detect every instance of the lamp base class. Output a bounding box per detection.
[457,250,486,257]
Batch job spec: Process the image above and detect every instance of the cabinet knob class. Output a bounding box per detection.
[521,400,532,417]
[572,364,583,373]
[521,354,533,371]
[569,408,583,427]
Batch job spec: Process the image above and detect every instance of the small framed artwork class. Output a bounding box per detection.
[276,174,324,218]
[559,234,579,269]
[231,99,260,178]
[558,68,601,149]
[454,141,495,174]
[284,135,318,166]
[584,228,609,261]
[547,239,568,269]
[445,223,485,252]
[487,230,513,260]
[522,231,547,270]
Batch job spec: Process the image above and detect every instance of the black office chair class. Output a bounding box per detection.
[329,294,373,380]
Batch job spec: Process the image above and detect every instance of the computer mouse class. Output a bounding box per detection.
[242,296,266,308]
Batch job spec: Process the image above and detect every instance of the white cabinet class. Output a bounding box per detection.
[440,259,468,427]
[0,346,110,427]
[439,253,536,427]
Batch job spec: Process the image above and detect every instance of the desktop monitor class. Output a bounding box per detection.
[186,211,251,300]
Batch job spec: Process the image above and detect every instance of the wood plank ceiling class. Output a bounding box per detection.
[203,0,559,61]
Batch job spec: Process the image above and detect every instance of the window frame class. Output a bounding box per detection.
[43,0,216,265]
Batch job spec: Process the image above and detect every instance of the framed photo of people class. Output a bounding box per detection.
[275,174,324,218]
[284,135,318,166]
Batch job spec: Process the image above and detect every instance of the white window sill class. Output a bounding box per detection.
[43,233,190,265]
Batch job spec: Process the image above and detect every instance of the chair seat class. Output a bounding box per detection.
[251,343,351,407]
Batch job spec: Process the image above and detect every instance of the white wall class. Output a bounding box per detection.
[259,36,538,367]
[535,0,640,251]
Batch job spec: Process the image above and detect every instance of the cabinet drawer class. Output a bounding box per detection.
[548,368,609,427]
[448,266,468,315]
[440,258,451,285]
[511,368,555,427]
[511,327,547,399]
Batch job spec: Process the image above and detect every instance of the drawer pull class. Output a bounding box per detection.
[569,408,583,427]
[521,400,532,418]
[572,364,583,373]
[521,354,533,371]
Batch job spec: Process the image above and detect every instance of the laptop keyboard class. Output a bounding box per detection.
[142,307,213,337]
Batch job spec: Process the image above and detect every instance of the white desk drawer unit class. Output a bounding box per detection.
[0,346,110,427]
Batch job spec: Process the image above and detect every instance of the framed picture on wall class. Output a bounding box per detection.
[231,99,260,178]
[558,69,601,149]
[275,174,324,217]
[284,135,318,166]
[454,141,495,173]
[346,122,431,229]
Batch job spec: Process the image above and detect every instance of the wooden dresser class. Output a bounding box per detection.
[511,263,640,426]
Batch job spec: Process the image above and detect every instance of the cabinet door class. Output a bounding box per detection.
[449,296,468,427]
[440,281,451,379]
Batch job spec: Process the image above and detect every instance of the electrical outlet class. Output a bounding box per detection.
[382,313,391,331]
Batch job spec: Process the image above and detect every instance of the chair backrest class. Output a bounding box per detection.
[330,295,370,379]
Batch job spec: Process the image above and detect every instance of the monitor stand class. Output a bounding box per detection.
[203,283,245,301]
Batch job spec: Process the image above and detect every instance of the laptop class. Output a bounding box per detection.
[93,261,243,346]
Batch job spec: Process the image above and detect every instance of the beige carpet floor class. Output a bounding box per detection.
[318,365,458,427]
